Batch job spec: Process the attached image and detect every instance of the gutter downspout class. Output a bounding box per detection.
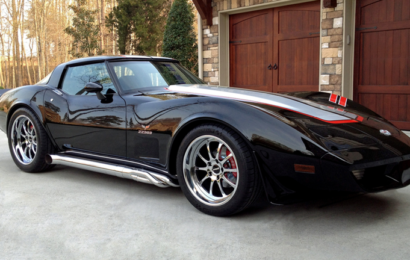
[198,12,203,80]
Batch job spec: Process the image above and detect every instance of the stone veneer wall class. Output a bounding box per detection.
[320,0,344,95]
[201,0,346,93]
[202,13,220,85]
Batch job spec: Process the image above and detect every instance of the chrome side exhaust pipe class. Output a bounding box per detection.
[46,154,179,188]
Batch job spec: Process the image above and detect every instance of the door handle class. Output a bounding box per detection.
[273,64,278,70]
[268,64,273,70]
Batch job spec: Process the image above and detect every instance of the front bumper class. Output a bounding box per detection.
[321,154,410,193]
[255,148,410,204]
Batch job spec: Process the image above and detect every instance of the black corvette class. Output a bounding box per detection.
[1,55,410,216]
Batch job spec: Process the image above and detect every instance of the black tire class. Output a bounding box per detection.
[177,123,261,216]
[8,108,55,173]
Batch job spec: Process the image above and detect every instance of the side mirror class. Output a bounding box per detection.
[85,82,105,100]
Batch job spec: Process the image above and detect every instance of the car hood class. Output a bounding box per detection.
[140,84,410,164]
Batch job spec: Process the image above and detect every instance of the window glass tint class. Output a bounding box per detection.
[110,61,204,92]
[61,63,116,95]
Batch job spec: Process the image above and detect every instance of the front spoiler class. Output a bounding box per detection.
[257,150,410,205]
[349,154,410,171]
[320,153,410,193]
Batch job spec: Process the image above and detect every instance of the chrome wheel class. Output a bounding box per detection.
[183,135,239,206]
[10,115,38,165]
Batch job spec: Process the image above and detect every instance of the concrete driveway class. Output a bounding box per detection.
[1,132,410,259]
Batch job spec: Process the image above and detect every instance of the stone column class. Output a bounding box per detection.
[201,2,221,85]
[320,0,344,95]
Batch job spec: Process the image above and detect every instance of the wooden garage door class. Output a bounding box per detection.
[355,0,410,129]
[229,1,320,93]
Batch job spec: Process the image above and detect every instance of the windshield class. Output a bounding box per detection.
[109,61,204,93]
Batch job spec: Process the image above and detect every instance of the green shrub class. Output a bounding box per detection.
[106,0,171,55]
[162,0,198,74]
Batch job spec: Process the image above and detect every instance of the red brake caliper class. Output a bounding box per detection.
[221,149,237,179]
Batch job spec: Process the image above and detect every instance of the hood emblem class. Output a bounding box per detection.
[380,129,391,136]
[141,125,150,130]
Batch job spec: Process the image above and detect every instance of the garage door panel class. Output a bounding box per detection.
[357,91,410,126]
[361,0,410,24]
[384,31,394,86]
[383,94,391,119]
[407,95,410,121]
[375,31,386,85]
[361,32,371,85]
[360,2,382,24]
[369,31,379,85]
[229,1,320,93]
[376,94,384,116]
[232,43,268,88]
[398,29,410,85]
[399,94,408,121]
[394,0,404,22]
[391,94,408,122]
[231,14,269,39]
[229,9,273,92]
[359,93,377,114]
[278,37,319,86]
[404,0,410,21]
[278,10,320,34]
[274,1,320,93]
[393,30,403,84]
[391,94,400,121]
[394,0,410,22]
[360,29,410,86]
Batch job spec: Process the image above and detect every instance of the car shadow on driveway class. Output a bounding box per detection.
[41,165,408,230]
[233,189,408,233]
[38,165,184,200]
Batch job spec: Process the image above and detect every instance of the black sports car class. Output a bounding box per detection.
[1,56,410,216]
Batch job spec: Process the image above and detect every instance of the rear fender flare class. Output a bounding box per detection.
[7,101,44,129]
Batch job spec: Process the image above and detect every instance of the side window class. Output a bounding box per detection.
[61,63,116,95]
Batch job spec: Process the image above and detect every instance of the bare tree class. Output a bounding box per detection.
[100,0,104,52]
[3,0,24,87]
[20,0,32,85]
[28,38,36,82]
[0,6,5,87]
[0,0,177,87]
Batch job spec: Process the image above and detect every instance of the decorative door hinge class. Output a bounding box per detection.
[356,26,377,31]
